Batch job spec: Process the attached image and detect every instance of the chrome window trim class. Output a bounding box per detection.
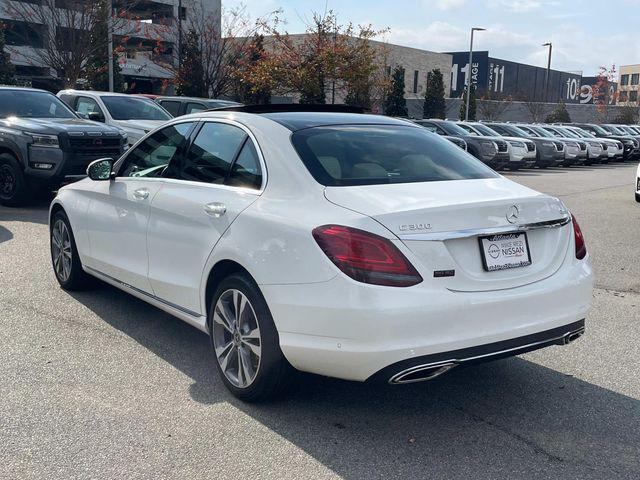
[398,216,571,241]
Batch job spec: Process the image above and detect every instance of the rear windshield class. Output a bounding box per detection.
[102,96,172,121]
[291,125,498,187]
[0,90,76,119]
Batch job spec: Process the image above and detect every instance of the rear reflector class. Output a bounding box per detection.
[571,214,587,260]
[312,225,423,287]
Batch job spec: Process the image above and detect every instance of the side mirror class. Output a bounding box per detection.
[87,158,114,181]
[76,111,88,119]
[87,111,105,123]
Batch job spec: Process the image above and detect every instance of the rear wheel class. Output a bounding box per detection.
[209,273,291,402]
[50,211,92,290]
[636,192,640,203]
[0,153,29,207]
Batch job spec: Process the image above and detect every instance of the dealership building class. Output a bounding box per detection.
[0,0,221,93]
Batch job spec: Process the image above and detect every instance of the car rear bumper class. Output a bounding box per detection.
[263,256,593,382]
[371,319,585,384]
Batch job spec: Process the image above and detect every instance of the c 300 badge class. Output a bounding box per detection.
[399,223,432,232]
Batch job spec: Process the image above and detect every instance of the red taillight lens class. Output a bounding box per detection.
[572,214,587,260]
[312,225,423,287]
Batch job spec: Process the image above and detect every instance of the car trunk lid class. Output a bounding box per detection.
[324,178,571,292]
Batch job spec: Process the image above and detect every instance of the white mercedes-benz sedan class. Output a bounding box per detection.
[49,106,593,401]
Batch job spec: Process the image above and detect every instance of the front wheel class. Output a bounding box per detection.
[0,153,30,207]
[50,211,92,290]
[209,273,291,402]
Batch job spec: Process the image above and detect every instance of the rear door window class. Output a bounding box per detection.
[159,100,181,117]
[291,125,497,187]
[180,122,248,184]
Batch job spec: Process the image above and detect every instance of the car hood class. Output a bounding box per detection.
[0,117,121,135]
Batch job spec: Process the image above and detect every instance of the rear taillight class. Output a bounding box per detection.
[312,225,423,287]
[572,214,587,260]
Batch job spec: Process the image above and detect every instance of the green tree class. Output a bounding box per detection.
[545,102,571,123]
[175,28,205,97]
[84,2,124,92]
[384,66,408,117]
[0,23,16,85]
[459,84,477,120]
[423,68,446,119]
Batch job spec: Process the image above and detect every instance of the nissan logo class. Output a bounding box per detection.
[506,205,519,224]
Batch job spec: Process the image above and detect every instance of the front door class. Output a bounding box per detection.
[147,121,264,315]
[84,122,195,292]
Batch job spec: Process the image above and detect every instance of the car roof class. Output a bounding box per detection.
[0,86,51,94]
[58,90,139,98]
[258,112,414,131]
[157,96,237,103]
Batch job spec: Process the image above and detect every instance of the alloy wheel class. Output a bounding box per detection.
[0,164,16,198]
[52,220,72,282]
[212,289,262,388]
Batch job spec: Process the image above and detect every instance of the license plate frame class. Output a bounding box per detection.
[478,232,532,272]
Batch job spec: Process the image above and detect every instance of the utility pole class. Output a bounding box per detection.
[108,0,114,92]
[465,27,485,121]
[543,42,552,102]
[177,0,183,68]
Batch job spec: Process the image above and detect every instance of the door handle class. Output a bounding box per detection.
[133,188,149,200]
[204,202,227,218]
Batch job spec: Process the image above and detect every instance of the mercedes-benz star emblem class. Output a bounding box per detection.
[506,205,519,224]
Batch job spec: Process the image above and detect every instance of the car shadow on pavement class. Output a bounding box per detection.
[69,280,640,479]
[0,203,51,227]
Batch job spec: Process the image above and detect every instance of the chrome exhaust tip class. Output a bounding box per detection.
[389,362,457,385]
[564,327,585,345]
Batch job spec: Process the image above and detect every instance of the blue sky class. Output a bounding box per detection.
[224,0,640,77]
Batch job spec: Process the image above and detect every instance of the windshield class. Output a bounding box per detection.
[102,96,171,121]
[438,121,471,136]
[496,124,531,137]
[291,125,498,187]
[456,123,479,135]
[0,90,76,119]
[472,124,501,136]
[516,125,541,137]
[527,126,554,138]
[587,124,609,135]
[603,125,625,135]
[556,127,579,138]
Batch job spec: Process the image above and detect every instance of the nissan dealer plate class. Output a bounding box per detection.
[479,232,532,271]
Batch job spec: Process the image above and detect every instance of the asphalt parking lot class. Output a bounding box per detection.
[1,163,639,480]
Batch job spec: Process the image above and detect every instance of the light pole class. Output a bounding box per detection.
[465,27,485,121]
[543,42,552,102]
[177,0,183,68]
[108,0,114,92]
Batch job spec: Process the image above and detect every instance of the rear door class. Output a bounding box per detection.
[147,120,264,314]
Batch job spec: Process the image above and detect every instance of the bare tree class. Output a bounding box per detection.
[523,100,549,123]
[5,0,140,88]
[477,96,512,121]
[170,3,271,98]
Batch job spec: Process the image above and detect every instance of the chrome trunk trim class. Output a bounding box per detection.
[398,216,571,241]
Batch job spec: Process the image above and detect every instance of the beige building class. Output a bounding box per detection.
[617,64,640,106]
[263,34,452,106]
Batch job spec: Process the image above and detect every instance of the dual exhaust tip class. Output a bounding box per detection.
[389,326,586,385]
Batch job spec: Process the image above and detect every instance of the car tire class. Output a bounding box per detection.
[50,210,93,291]
[636,192,640,203]
[0,153,30,207]
[209,273,292,402]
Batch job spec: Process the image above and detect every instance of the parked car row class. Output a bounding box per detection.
[414,119,640,171]
[0,86,240,206]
